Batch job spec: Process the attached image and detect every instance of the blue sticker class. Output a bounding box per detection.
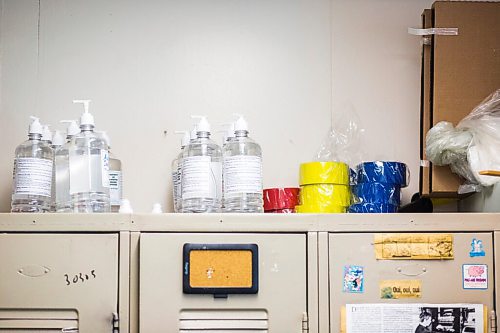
[343,265,364,293]
[469,238,485,257]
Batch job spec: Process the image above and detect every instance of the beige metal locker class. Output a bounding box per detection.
[139,233,307,332]
[0,233,119,332]
[328,232,494,332]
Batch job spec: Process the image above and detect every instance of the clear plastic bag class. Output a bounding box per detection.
[426,89,500,193]
[315,105,364,167]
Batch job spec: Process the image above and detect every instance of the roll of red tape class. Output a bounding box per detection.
[263,188,300,212]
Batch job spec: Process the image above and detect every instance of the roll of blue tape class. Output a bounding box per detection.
[356,161,407,186]
[351,183,401,205]
[348,203,398,213]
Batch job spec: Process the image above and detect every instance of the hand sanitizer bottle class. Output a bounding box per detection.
[11,116,54,212]
[69,100,110,213]
[223,114,263,212]
[172,130,189,213]
[54,120,80,212]
[181,116,222,213]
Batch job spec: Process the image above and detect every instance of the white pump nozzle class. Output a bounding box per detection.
[191,115,211,133]
[60,120,80,137]
[174,131,190,147]
[151,203,163,214]
[42,125,52,142]
[73,99,94,126]
[118,199,133,214]
[233,113,249,132]
[28,116,43,135]
[52,130,65,146]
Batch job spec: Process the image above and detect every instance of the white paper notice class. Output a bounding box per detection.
[346,304,483,333]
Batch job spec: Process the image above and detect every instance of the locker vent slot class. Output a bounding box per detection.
[0,309,78,332]
[179,309,268,332]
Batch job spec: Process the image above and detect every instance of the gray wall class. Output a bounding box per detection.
[0,0,432,212]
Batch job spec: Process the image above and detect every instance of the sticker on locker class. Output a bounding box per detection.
[463,264,487,289]
[343,265,364,293]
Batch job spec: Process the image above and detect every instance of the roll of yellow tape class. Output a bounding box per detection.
[295,204,346,214]
[300,184,350,207]
[299,161,349,186]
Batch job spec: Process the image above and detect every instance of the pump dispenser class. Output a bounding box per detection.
[172,131,190,212]
[68,99,110,213]
[181,116,222,213]
[52,131,65,148]
[41,125,53,145]
[222,114,263,212]
[61,120,80,141]
[53,120,79,212]
[11,116,54,212]
[99,131,122,212]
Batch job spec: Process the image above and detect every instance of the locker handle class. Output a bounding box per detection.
[61,328,78,333]
[396,264,427,277]
[112,312,119,333]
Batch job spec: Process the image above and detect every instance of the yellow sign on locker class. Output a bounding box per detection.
[380,279,422,299]
[374,234,453,260]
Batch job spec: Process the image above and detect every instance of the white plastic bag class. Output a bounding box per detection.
[426,89,500,193]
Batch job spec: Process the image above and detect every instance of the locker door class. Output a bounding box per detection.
[328,232,494,332]
[0,234,119,332]
[139,233,307,332]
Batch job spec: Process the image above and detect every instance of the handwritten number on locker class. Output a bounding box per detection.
[64,269,97,286]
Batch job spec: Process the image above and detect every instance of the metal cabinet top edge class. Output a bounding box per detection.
[0,213,498,232]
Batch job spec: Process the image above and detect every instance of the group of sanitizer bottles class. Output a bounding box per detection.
[11,100,122,213]
[172,114,263,213]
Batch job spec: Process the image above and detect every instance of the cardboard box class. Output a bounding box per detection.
[420,1,500,197]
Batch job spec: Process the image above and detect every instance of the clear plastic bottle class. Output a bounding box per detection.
[181,116,222,213]
[55,120,80,212]
[223,114,263,213]
[50,130,65,212]
[11,116,54,213]
[172,130,189,213]
[69,100,110,213]
[100,131,122,213]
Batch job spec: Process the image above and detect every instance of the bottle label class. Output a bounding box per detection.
[172,161,183,209]
[172,170,179,208]
[182,156,222,200]
[223,155,262,196]
[14,157,53,197]
[109,170,122,205]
